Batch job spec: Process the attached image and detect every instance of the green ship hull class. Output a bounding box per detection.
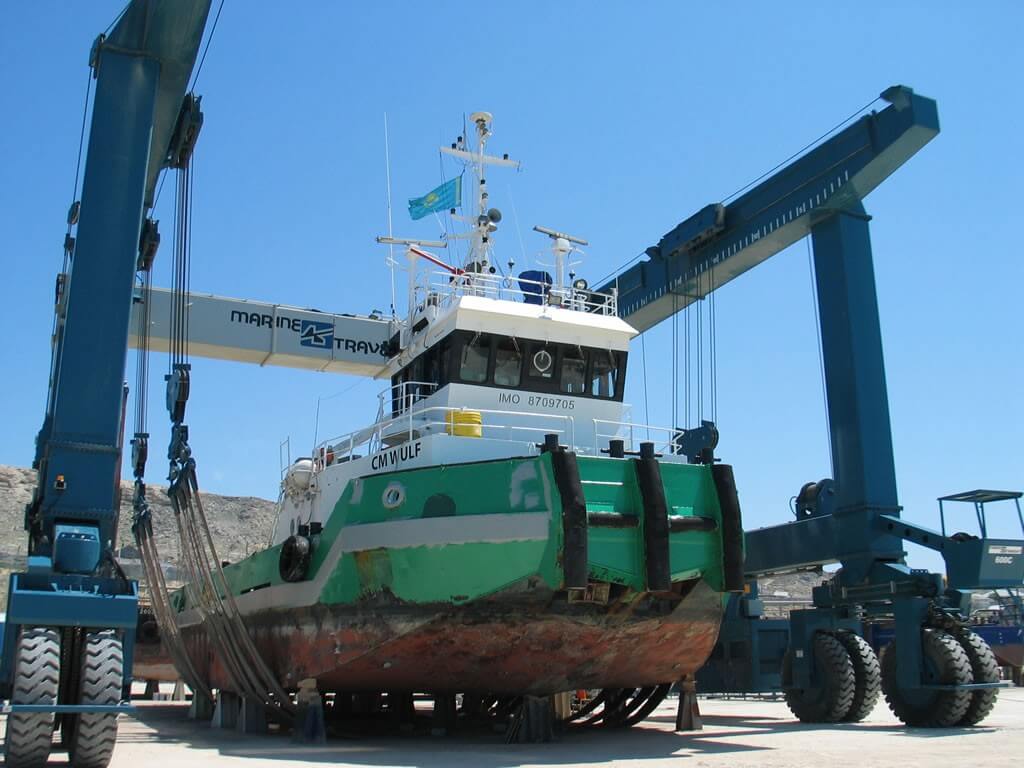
[175,450,741,695]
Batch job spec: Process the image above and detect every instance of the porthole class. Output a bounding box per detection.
[382,482,406,509]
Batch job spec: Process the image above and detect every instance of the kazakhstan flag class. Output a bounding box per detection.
[408,176,462,220]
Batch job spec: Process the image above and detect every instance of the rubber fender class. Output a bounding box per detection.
[711,464,745,592]
[279,535,312,583]
[550,450,588,589]
[634,454,671,592]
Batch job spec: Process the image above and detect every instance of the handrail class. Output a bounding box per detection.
[412,269,618,315]
[591,418,685,455]
[379,379,438,416]
[314,405,576,469]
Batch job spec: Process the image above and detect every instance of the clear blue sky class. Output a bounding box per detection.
[2,2,1022,572]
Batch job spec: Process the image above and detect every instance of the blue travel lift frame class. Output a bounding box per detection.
[1,0,211,723]
[599,86,1023,710]
[699,491,1024,695]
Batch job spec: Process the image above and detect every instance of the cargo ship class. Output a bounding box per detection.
[168,112,744,726]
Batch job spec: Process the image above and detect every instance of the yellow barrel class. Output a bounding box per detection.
[446,409,483,438]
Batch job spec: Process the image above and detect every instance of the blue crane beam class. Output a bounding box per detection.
[29,0,211,557]
[598,86,939,333]
[597,87,940,582]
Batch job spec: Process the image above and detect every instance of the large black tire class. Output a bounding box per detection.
[68,630,123,768]
[279,535,311,582]
[782,632,856,722]
[835,631,881,722]
[954,629,1000,726]
[881,628,972,727]
[4,627,60,768]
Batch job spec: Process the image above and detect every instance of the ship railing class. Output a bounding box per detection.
[315,405,576,469]
[414,269,618,315]
[591,418,685,456]
[411,406,575,446]
[378,380,438,417]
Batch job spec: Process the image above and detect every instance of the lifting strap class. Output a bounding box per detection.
[131,104,293,718]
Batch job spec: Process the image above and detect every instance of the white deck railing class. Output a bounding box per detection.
[591,419,684,456]
[417,269,618,315]
[315,404,576,468]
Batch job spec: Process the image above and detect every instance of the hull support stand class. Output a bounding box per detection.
[675,675,703,731]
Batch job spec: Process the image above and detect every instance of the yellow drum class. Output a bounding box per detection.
[446,409,483,438]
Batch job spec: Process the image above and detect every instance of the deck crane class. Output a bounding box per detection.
[595,87,1024,726]
[2,2,212,766]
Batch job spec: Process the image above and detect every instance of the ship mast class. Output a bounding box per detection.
[440,112,520,271]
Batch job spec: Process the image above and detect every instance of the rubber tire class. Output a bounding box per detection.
[881,628,972,727]
[835,631,881,722]
[68,630,123,768]
[4,627,60,768]
[279,535,311,582]
[954,629,1000,726]
[782,632,856,723]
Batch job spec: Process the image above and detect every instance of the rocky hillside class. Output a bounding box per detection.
[0,464,277,605]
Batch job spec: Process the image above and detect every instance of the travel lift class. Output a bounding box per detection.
[130,82,1020,725]
[1,3,213,768]
[593,87,1024,726]
[129,72,1020,727]
[9,8,1017,768]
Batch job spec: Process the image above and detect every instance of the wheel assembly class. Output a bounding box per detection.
[4,627,60,768]
[67,630,123,768]
[834,630,881,722]
[953,629,1000,726]
[782,631,856,722]
[880,628,971,727]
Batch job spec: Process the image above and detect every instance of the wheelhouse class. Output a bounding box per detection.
[390,329,627,416]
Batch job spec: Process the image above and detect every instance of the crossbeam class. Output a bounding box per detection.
[599,86,939,333]
[129,287,392,377]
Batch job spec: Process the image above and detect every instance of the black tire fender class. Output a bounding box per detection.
[279,534,312,582]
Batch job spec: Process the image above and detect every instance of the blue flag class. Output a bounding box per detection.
[408,176,462,220]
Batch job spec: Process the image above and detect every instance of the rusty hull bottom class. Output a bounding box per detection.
[133,642,180,682]
[180,579,724,696]
[993,643,1024,669]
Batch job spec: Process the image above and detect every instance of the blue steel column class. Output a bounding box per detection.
[810,203,904,580]
[38,50,160,552]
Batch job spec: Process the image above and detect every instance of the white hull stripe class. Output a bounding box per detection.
[176,510,553,629]
[340,512,550,553]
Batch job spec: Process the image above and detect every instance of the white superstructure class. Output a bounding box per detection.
[268,113,691,545]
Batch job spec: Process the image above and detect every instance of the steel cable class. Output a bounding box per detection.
[169,467,294,715]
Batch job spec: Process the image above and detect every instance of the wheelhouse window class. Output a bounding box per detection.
[391,329,628,415]
[459,333,490,383]
[493,337,523,387]
[560,346,586,394]
[591,350,620,398]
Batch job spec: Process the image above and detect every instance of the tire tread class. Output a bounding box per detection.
[69,630,122,768]
[835,630,881,722]
[783,632,856,723]
[881,628,972,727]
[954,629,999,726]
[4,627,60,768]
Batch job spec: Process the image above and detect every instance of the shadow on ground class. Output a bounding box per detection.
[117,702,771,767]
